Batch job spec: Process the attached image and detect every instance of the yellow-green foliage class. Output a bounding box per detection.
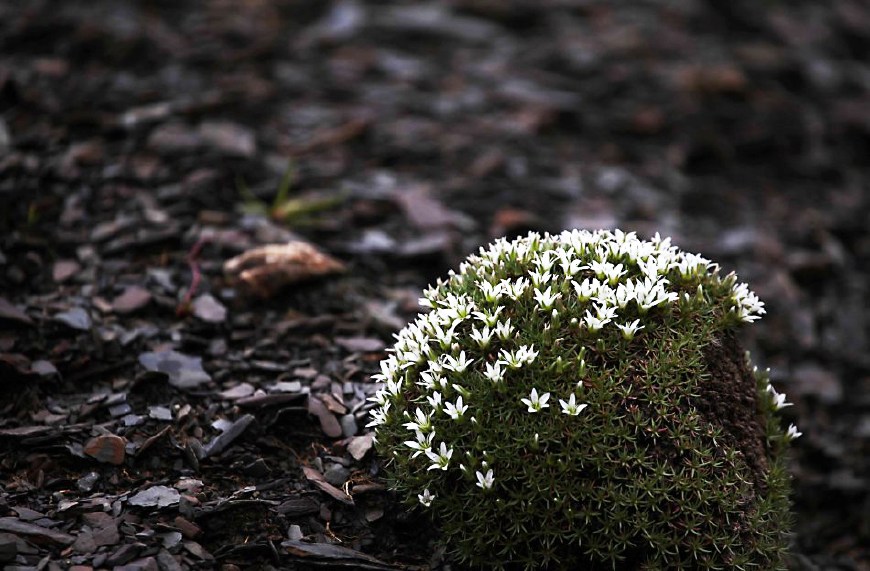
[368,230,796,570]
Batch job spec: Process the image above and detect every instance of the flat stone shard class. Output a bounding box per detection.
[0,517,75,545]
[83,434,127,465]
[128,486,181,508]
[138,350,211,389]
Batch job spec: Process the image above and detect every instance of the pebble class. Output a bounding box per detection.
[340,414,358,437]
[287,525,304,541]
[323,463,350,487]
[77,472,100,492]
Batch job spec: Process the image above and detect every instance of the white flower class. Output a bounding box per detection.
[534,250,559,273]
[475,468,495,490]
[426,391,443,411]
[493,318,513,341]
[403,430,435,458]
[501,277,529,300]
[365,402,391,428]
[438,293,475,319]
[559,393,588,416]
[368,388,390,407]
[443,396,469,420]
[371,355,400,384]
[592,285,616,306]
[521,388,550,413]
[416,370,442,391]
[588,261,626,285]
[766,385,792,410]
[426,442,454,471]
[429,320,459,348]
[397,347,425,368]
[616,319,644,340]
[425,359,444,376]
[674,253,714,279]
[571,277,601,302]
[483,361,505,383]
[529,269,552,288]
[638,256,668,279]
[418,488,435,507]
[384,377,403,397]
[418,286,438,308]
[584,304,617,333]
[732,282,766,323]
[517,344,538,364]
[402,408,433,433]
[533,286,561,311]
[785,424,802,440]
[634,278,678,312]
[473,306,503,327]
[469,325,493,349]
[613,281,636,309]
[442,351,474,373]
[557,250,585,276]
[499,345,538,369]
[478,280,503,304]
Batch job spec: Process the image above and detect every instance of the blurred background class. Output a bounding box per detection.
[1,0,868,569]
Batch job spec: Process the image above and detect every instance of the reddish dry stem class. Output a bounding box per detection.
[176,236,207,317]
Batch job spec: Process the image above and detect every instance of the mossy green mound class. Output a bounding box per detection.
[368,230,796,570]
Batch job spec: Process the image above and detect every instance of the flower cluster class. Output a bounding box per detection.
[758,367,801,441]
[367,230,776,509]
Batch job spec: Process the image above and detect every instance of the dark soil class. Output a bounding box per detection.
[698,333,769,489]
[1,1,868,570]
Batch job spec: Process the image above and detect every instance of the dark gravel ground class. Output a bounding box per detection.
[0,1,868,569]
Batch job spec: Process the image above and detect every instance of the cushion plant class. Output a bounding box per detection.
[367,229,798,570]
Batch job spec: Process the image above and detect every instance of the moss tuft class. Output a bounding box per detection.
[368,230,796,570]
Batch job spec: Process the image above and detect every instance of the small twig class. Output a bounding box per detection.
[176,236,207,317]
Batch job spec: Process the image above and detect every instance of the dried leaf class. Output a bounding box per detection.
[223,241,345,299]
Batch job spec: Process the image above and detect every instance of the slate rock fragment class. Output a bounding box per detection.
[301,466,354,505]
[0,533,16,562]
[128,486,181,508]
[347,433,374,461]
[138,350,211,389]
[202,414,255,457]
[83,434,126,465]
[55,307,92,330]
[0,297,33,325]
[191,293,227,323]
[112,286,152,314]
[0,517,75,545]
[307,396,343,438]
